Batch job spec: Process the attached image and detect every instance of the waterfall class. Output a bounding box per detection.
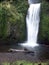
[20,3,41,48]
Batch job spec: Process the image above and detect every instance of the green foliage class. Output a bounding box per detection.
[1,60,49,65]
[0,1,28,42]
[0,4,8,39]
[38,1,49,44]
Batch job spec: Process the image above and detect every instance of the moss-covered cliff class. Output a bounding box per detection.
[0,0,49,44]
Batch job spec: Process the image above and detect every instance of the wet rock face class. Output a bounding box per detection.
[28,0,41,4]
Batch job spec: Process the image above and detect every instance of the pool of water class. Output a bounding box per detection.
[0,44,49,61]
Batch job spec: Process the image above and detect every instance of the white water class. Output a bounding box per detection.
[20,3,41,48]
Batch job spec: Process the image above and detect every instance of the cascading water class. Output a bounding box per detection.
[20,1,41,48]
